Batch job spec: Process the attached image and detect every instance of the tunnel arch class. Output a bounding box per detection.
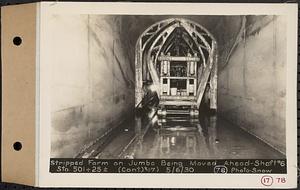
[135,18,218,111]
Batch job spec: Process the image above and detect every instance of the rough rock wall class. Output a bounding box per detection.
[218,16,286,153]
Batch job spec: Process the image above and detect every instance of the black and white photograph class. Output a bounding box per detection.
[32,2,298,188]
[0,1,297,188]
[49,14,287,160]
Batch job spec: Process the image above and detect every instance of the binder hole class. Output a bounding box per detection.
[13,36,22,46]
[13,142,22,151]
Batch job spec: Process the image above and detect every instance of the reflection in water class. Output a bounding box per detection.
[127,109,218,159]
[123,108,284,159]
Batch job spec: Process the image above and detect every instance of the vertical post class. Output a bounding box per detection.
[167,78,170,95]
[210,42,218,110]
[187,78,190,96]
[135,40,143,108]
[194,59,197,96]
[167,60,170,95]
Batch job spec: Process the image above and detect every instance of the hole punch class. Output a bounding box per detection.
[13,142,22,151]
[13,36,22,46]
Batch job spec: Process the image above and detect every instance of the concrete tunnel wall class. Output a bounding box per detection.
[218,16,286,154]
[50,15,135,157]
[50,15,286,157]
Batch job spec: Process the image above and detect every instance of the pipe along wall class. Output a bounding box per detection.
[49,15,286,157]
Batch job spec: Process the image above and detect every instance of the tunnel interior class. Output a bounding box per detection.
[49,15,286,159]
[135,18,217,118]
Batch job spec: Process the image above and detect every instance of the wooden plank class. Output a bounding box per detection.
[135,39,143,107]
[158,56,200,62]
[161,95,197,101]
[209,53,218,110]
[160,100,197,106]
[162,76,197,79]
[196,41,217,108]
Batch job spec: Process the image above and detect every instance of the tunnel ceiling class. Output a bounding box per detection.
[116,15,274,71]
[138,18,215,68]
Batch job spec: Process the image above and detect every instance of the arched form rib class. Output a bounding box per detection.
[159,29,198,57]
[135,18,218,109]
[154,26,199,64]
[180,29,207,66]
[180,21,212,52]
[139,19,177,50]
[146,24,179,95]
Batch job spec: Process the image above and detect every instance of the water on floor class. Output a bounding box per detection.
[86,108,285,159]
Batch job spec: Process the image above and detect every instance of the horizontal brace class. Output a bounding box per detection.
[158,56,200,62]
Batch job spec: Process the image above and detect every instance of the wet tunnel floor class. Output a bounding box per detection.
[79,111,285,159]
